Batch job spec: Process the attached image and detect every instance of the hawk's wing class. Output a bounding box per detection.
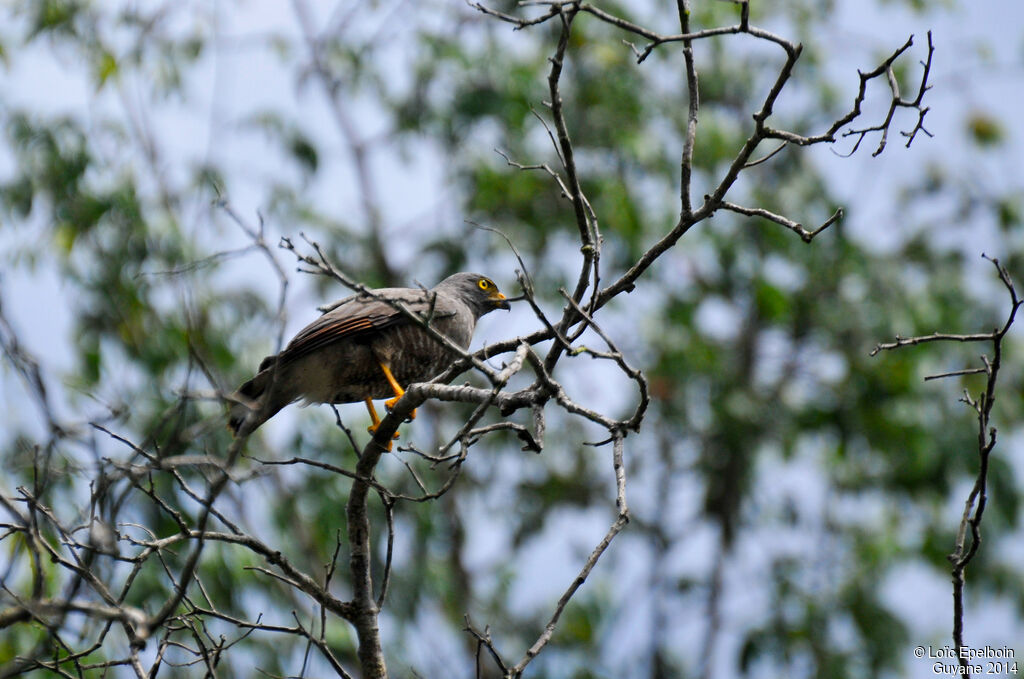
[262,289,451,369]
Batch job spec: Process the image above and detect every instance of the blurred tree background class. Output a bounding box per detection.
[1,0,1022,677]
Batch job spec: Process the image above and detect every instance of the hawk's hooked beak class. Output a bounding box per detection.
[490,291,511,311]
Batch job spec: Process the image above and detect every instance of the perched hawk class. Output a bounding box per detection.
[228,272,510,439]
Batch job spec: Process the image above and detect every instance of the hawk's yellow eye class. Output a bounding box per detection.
[478,279,490,290]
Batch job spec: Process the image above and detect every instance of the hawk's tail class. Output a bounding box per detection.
[227,362,284,436]
[227,372,264,436]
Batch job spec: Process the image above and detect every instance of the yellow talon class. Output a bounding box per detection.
[379,362,416,421]
[364,397,398,450]
[362,361,416,451]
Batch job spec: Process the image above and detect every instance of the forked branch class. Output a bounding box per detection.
[872,255,1021,675]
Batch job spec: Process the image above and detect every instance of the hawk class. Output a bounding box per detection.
[228,272,510,440]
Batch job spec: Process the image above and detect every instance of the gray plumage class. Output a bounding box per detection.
[228,272,509,435]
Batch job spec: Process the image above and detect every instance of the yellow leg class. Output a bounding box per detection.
[364,397,398,450]
[378,362,416,421]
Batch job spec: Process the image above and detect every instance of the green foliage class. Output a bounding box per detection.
[967,112,1005,147]
[25,0,84,39]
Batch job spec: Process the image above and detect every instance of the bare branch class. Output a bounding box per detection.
[510,433,629,677]
[870,331,998,357]
[872,255,1021,671]
[924,367,988,382]
[464,615,510,676]
[677,0,700,218]
[721,202,844,243]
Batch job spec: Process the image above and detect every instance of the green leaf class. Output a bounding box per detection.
[95,50,118,89]
[967,112,1004,147]
[288,132,319,174]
